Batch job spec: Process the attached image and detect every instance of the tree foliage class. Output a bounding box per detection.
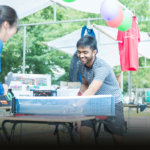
[1,1,150,93]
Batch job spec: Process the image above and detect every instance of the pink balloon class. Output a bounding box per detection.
[106,5,124,28]
[14,85,18,88]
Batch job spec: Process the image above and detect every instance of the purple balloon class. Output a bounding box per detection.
[100,0,119,21]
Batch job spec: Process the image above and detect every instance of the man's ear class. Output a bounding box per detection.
[93,49,97,56]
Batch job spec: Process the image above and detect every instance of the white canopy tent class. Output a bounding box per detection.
[0,0,54,19]
[0,0,129,19]
[1,0,146,99]
[42,24,150,97]
[0,0,131,71]
[42,24,150,67]
[51,0,129,14]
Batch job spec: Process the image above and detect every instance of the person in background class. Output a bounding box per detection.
[116,74,124,102]
[0,5,19,96]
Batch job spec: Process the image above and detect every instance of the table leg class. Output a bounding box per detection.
[10,123,17,145]
[96,123,101,137]
[2,120,10,142]
[91,120,98,145]
[2,120,17,144]
[56,125,60,145]
[61,123,76,145]
[0,129,3,145]
[145,108,147,134]
[2,109,6,144]
[20,123,23,144]
[128,107,130,129]
[53,126,57,135]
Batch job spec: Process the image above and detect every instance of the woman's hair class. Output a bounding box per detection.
[116,74,121,88]
[0,5,19,29]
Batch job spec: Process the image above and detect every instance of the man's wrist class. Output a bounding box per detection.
[80,90,83,94]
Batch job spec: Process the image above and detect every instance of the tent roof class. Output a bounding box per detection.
[42,25,150,67]
[0,0,54,19]
[0,0,127,19]
[52,0,126,14]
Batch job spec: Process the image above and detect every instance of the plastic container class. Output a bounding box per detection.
[146,91,150,102]
[57,89,79,97]
[15,95,115,116]
[30,89,35,97]
[51,90,57,96]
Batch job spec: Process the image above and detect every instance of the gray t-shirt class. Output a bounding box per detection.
[77,57,122,103]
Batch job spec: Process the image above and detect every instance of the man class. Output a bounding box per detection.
[76,35,124,145]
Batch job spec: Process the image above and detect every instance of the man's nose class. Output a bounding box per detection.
[80,53,84,57]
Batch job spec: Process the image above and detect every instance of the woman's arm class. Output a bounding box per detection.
[0,83,4,96]
[0,83,8,96]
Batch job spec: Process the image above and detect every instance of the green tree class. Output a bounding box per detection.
[0,5,104,85]
[1,1,150,92]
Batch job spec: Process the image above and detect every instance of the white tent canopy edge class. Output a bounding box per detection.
[42,25,150,67]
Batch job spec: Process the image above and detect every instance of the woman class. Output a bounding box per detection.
[0,5,19,96]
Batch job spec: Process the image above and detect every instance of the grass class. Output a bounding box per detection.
[124,108,150,118]
[0,108,150,136]
[0,111,56,135]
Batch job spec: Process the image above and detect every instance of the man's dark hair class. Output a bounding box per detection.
[76,35,97,51]
[0,5,19,31]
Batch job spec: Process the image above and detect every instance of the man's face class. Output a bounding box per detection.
[77,46,97,65]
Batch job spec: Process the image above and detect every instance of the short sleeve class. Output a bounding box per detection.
[94,65,110,83]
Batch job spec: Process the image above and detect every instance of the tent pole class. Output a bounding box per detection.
[54,2,57,22]
[121,71,123,93]
[19,18,103,26]
[98,30,100,45]
[128,71,132,102]
[23,26,26,74]
[145,57,147,67]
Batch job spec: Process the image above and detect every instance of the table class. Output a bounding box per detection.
[0,107,11,144]
[0,115,115,145]
[123,104,150,129]
[0,107,11,116]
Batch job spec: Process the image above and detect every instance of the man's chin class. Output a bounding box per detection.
[80,60,87,64]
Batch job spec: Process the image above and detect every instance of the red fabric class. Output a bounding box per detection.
[117,15,140,71]
[78,91,82,96]
[15,114,25,116]
[96,116,107,120]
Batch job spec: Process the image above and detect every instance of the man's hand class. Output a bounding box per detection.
[61,106,75,114]
[2,84,8,96]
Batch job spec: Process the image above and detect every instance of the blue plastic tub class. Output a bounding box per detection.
[15,95,115,116]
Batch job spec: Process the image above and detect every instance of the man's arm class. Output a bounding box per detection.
[76,79,103,108]
[80,78,89,93]
[0,83,8,96]
[82,80,102,96]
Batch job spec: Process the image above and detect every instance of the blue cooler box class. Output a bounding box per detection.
[15,95,115,116]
